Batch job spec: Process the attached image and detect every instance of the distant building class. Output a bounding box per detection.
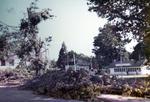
[64,51,99,75]
[0,55,20,69]
[65,56,91,71]
[104,60,150,75]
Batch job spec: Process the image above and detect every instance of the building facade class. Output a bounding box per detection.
[0,55,20,69]
[105,60,150,75]
[65,58,91,71]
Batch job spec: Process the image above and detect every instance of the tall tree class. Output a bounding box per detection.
[0,0,53,75]
[87,0,150,62]
[93,24,122,67]
[18,0,53,75]
[57,42,67,70]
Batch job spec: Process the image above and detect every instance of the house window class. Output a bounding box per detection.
[114,68,120,72]
[138,68,141,71]
[114,68,117,72]
[146,67,150,70]
[9,59,14,66]
[1,59,6,66]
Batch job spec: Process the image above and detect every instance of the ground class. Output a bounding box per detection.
[0,69,150,102]
[0,86,82,102]
[0,85,150,102]
[97,94,150,102]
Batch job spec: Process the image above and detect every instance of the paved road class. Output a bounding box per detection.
[0,86,83,102]
[97,94,150,102]
[0,86,150,102]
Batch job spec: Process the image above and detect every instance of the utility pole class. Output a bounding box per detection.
[73,53,76,71]
[66,52,69,69]
[90,57,93,70]
[120,43,123,75]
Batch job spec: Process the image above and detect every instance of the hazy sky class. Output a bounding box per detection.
[0,0,137,60]
[0,0,108,60]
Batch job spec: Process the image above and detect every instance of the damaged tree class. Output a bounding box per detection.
[18,1,53,75]
[0,0,53,76]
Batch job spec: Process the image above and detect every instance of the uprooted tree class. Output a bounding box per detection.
[0,0,53,75]
[87,0,150,63]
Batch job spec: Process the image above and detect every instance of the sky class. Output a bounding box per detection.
[0,0,136,60]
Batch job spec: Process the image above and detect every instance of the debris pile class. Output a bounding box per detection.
[22,69,101,100]
[0,69,32,86]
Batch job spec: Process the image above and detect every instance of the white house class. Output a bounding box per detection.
[65,58,91,71]
[65,54,97,75]
[0,55,20,70]
[104,60,150,75]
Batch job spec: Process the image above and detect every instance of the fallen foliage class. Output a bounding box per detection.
[0,68,32,85]
[22,69,101,100]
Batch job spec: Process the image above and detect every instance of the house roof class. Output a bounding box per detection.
[68,58,90,66]
[105,60,145,68]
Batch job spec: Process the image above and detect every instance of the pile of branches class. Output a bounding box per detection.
[100,75,150,98]
[121,77,150,98]
[22,69,150,100]
[0,68,32,85]
[22,69,101,101]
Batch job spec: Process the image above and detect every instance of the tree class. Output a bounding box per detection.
[130,42,145,61]
[0,22,20,63]
[57,42,67,70]
[67,51,91,65]
[18,0,53,75]
[91,57,99,69]
[0,0,53,75]
[50,59,57,68]
[93,43,121,68]
[93,24,121,67]
[88,0,150,38]
[0,35,7,59]
[144,5,150,63]
[87,0,150,62]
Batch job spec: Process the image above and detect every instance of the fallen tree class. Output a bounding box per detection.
[22,69,101,101]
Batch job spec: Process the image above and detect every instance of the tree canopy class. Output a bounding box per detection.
[93,24,121,67]
[88,0,150,39]
[87,0,150,62]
